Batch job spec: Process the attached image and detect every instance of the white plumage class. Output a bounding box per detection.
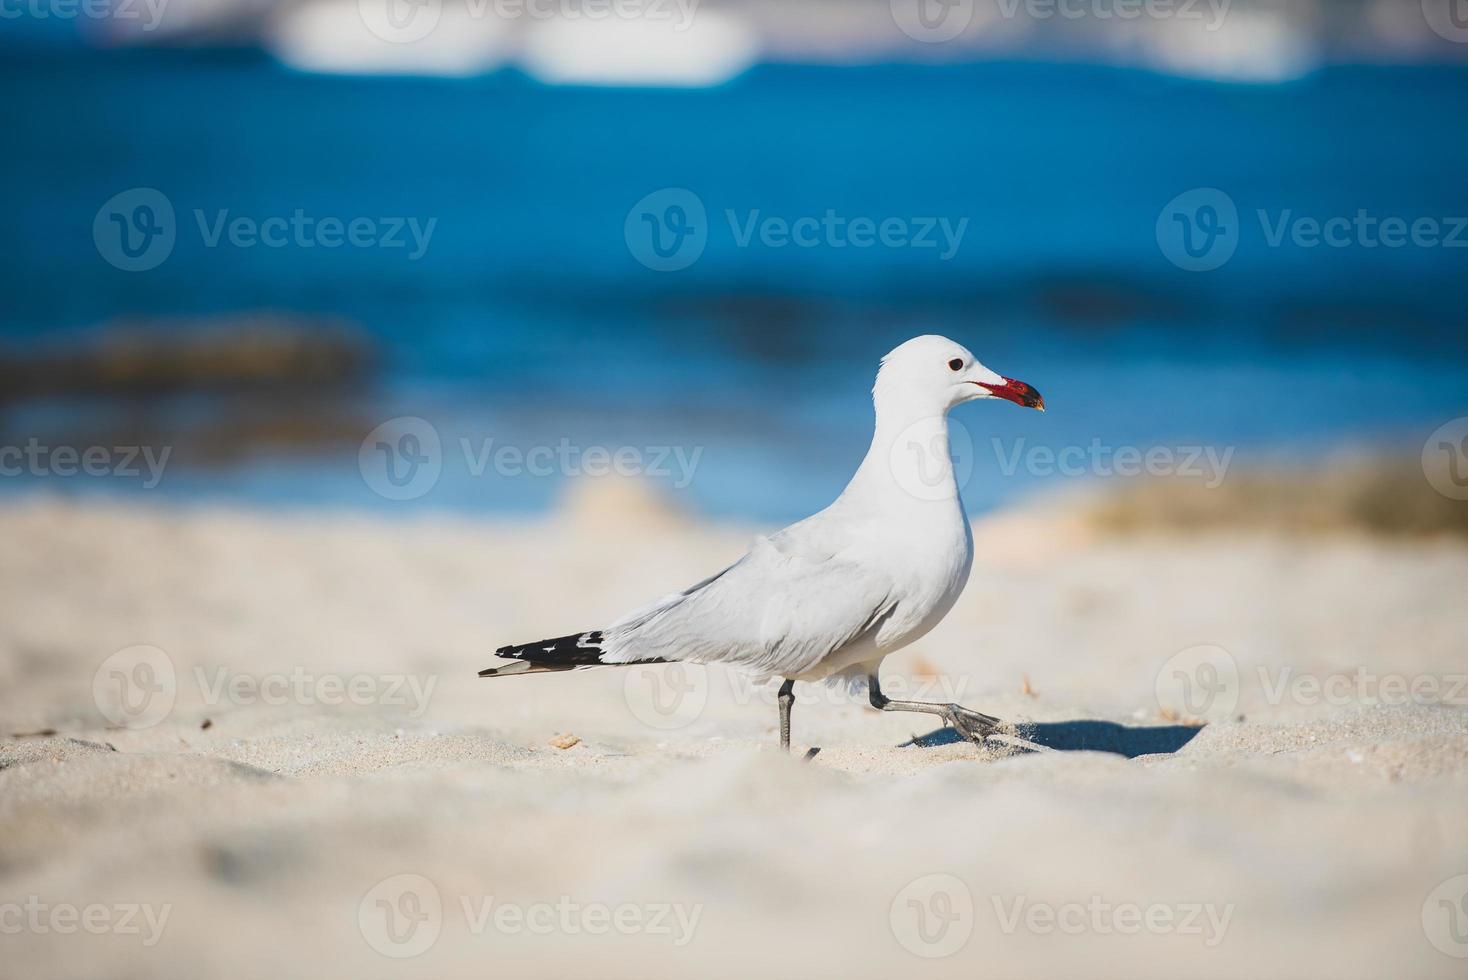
[485,335,1045,747]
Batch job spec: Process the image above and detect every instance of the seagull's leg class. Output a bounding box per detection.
[868,672,1001,744]
[778,678,795,752]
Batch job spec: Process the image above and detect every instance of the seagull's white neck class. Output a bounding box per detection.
[842,393,964,515]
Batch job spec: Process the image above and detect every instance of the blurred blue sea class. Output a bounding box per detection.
[2,48,1467,521]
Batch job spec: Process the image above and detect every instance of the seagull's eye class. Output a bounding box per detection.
[947,358,964,372]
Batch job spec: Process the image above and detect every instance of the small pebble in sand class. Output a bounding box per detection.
[548,733,581,750]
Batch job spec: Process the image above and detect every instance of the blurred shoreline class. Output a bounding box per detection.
[1,321,1464,523]
[4,53,1465,525]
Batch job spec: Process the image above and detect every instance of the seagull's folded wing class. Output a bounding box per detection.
[598,532,897,680]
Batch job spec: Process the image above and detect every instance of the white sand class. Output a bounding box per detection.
[2,491,1467,978]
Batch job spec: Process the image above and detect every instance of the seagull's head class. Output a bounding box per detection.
[874,335,1045,417]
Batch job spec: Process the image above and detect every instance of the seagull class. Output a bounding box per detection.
[480,335,1045,751]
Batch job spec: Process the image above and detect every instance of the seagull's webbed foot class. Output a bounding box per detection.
[869,672,1003,745]
[941,703,1001,743]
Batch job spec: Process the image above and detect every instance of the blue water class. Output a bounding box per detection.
[2,49,1466,520]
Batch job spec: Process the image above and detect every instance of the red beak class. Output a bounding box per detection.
[975,377,1045,411]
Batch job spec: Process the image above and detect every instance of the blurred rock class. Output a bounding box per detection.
[0,315,373,402]
[557,474,691,535]
[1082,456,1468,538]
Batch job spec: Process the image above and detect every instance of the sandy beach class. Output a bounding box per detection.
[3,488,1467,979]
[9,4,1468,975]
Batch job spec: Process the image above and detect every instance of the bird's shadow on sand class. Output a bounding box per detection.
[904,720,1203,759]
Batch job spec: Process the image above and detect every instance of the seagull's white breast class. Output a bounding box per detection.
[809,499,974,679]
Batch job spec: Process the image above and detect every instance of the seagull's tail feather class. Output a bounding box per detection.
[477,660,572,678]
[479,630,666,678]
